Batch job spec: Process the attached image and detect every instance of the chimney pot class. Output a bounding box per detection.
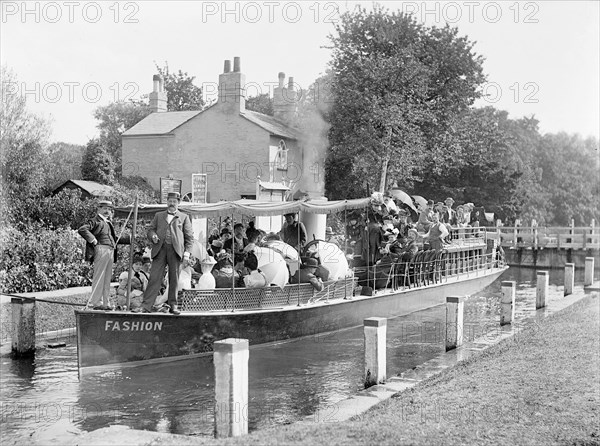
[288,77,294,91]
[224,60,231,73]
[233,57,241,72]
[278,72,285,88]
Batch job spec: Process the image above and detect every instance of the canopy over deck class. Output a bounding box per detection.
[113,198,371,218]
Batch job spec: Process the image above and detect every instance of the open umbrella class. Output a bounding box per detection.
[412,195,427,211]
[252,247,289,288]
[263,239,301,275]
[390,188,418,214]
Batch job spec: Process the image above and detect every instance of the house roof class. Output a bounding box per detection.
[240,110,300,140]
[54,180,113,197]
[122,107,300,140]
[122,110,203,136]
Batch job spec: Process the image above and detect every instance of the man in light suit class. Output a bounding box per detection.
[78,200,129,310]
[139,192,194,314]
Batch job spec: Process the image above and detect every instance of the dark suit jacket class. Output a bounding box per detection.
[78,215,129,263]
[147,210,194,260]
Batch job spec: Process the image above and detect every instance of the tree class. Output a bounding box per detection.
[44,142,85,189]
[81,138,115,185]
[93,101,152,176]
[246,93,273,116]
[156,63,205,111]
[324,6,486,199]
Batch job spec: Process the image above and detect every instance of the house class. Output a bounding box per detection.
[122,57,326,204]
[52,179,113,199]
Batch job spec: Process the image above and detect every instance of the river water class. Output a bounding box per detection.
[0,267,587,444]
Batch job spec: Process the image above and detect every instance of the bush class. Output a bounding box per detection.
[0,224,93,293]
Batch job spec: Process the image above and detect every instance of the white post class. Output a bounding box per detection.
[11,298,36,357]
[214,338,249,438]
[584,257,595,286]
[364,317,386,387]
[536,271,548,309]
[500,281,516,326]
[445,296,464,351]
[564,263,575,296]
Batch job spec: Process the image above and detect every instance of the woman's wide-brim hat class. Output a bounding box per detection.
[201,256,217,265]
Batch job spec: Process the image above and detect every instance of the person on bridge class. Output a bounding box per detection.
[138,192,194,315]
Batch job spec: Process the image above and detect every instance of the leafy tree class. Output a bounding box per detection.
[93,101,152,176]
[45,142,85,189]
[246,93,274,116]
[81,138,115,185]
[155,63,205,111]
[324,6,486,199]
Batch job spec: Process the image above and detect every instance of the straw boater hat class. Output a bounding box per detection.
[301,257,319,269]
[98,200,113,208]
[325,226,334,236]
[445,197,455,204]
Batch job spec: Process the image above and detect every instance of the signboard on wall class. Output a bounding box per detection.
[191,173,207,204]
[159,177,182,204]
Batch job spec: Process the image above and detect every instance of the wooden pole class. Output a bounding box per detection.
[364,317,386,387]
[500,281,516,326]
[11,298,36,357]
[564,263,574,296]
[125,195,139,310]
[585,257,595,287]
[214,338,248,438]
[445,296,464,351]
[536,271,548,309]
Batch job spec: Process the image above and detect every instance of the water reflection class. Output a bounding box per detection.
[0,267,590,444]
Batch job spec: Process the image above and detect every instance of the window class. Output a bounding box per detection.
[275,140,288,170]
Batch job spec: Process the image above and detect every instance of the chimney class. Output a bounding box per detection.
[218,56,246,113]
[149,74,167,112]
[273,72,298,123]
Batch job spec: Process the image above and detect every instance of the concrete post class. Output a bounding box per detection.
[11,298,36,357]
[564,263,575,296]
[445,296,464,351]
[500,281,516,326]
[213,338,249,438]
[584,257,595,286]
[536,271,548,309]
[364,317,386,387]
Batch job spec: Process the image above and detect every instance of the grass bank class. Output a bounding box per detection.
[202,294,599,446]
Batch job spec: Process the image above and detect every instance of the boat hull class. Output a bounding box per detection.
[76,267,507,370]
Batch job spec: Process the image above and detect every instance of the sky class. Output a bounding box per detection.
[1,1,599,145]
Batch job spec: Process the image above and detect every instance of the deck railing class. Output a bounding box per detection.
[485,226,600,250]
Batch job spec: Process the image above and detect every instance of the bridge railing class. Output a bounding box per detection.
[485,226,600,250]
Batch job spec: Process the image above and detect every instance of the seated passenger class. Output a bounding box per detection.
[423,212,449,252]
[212,251,242,288]
[116,255,146,310]
[416,200,434,232]
[400,229,419,262]
[302,253,330,282]
[242,252,267,288]
[290,257,324,291]
[380,228,403,258]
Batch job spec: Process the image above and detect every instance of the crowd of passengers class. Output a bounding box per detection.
[116,196,487,309]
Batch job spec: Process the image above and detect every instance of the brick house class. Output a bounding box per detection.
[122,57,324,204]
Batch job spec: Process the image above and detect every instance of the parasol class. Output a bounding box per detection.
[304,241,351,280]
[390,188,419,214]
[252,247,289,288]
[412,195,428,211]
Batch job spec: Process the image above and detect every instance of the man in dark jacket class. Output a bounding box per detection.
[78,200,129,310]
[280,212,307,252]
[139,192,194,314]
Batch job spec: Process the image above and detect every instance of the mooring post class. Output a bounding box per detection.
[564,263,575,296]
[500,281,516,326]
[364,317,386,387]
[445,296,464,351]
[536,271,548,309]
[584,257,595,286]
[213,338,248,438]
[11,298,36,357]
